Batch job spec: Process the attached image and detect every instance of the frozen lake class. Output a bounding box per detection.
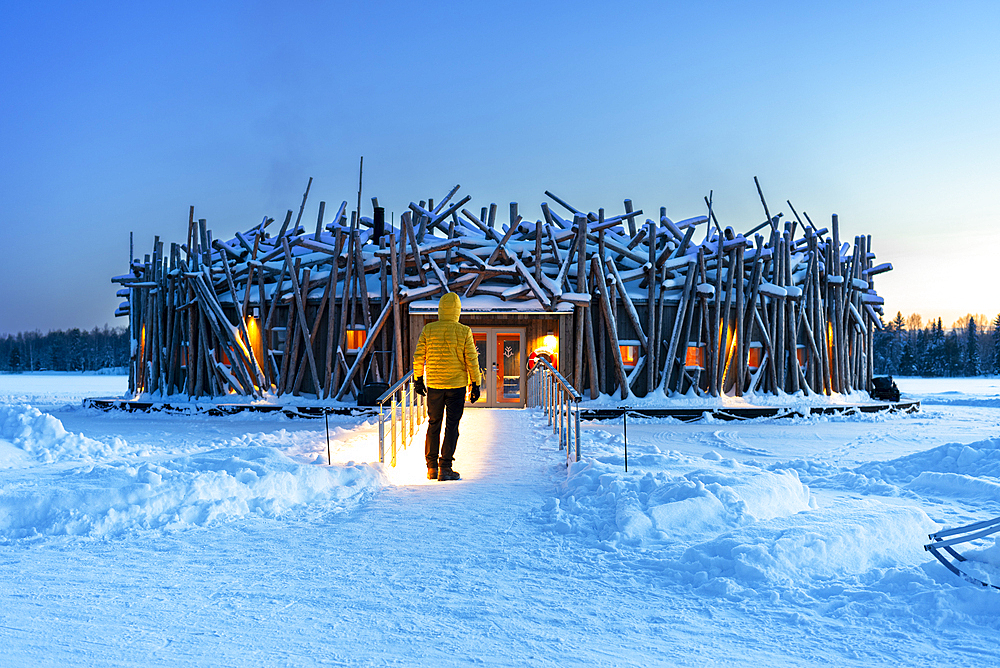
[0,373,998,666]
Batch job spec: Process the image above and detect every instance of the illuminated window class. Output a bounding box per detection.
[796,345,808,369]
[346,328,367,352]
[245,316,263,367]
[685,344,705,369]
[747,344,762,370]
[620,345,639,369]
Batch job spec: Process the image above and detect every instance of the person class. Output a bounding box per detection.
[413,292,481,481]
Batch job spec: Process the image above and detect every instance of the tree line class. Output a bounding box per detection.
[0,326,130,373]
[0,315,992,378]
[874,313,1000,377]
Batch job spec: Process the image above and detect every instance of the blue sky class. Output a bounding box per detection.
[2,0,998,334]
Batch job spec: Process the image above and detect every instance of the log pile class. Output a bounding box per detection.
[112,179,890,402]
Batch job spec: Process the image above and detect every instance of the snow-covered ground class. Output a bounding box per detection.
[1,373,999,666]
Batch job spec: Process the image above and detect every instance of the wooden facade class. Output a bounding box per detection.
[112,181,891,403]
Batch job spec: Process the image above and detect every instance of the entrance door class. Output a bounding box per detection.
[470,328,525,407]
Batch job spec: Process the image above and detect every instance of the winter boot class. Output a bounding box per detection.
[437,466,461,481]
[427,467,438,480]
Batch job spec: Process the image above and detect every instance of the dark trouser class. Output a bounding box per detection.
[425,387,466,469]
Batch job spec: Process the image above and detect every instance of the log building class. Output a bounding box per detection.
[112,181,891,407]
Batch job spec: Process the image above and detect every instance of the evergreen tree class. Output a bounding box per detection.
[889,311,905,374]
[915,326,932,376]
[899,339,916,376]
[929,319,947,377]
[964,316,982,376]
[945,330,961,377]
[0,328,128,373]
[993,314,1000,375]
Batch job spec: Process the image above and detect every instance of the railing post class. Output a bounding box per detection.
[574,400,581,463]
[407,381,414,439]
[401,385,408,447]
[552,375,557,429]
[391,391,398,467]
[378,403,385,464]
[559,388,565,450]
[562,390,567,453]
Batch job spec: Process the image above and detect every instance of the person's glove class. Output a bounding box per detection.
[469,383,480,403]
[414,377,426,396]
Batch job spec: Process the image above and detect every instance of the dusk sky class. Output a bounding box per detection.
[2,0,998,335]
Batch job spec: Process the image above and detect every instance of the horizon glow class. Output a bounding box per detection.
[2,1,998,335]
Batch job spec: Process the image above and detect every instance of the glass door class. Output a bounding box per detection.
[495,332,523,405]
[473,332,489,405]
[469,328,525,407]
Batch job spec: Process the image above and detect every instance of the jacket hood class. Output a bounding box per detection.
[437,292,461,322]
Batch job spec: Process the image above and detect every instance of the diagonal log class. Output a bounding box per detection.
[281,237,322,396]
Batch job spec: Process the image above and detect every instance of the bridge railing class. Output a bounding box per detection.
[527,357,581,466]
[376,371,427,466]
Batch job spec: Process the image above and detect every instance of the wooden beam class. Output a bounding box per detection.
[281,237,322,397]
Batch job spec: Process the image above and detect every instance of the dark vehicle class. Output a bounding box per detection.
[871,376,900,402]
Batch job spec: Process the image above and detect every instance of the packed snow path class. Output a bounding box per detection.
[2,378,1000,666]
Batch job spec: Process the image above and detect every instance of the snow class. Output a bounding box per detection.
[0,373,999,665]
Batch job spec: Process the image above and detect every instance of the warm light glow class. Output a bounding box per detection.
[543,333,558,349]
[346,328,367,352]
[137,325,146,391]
[620,345,639,368]
[796,345,808,369]
[827,321,834,366]
[246,315,263,368]
[747,345,762,369]
[722,324,737,383]
[326,418,438,486]
[685,345,705,368]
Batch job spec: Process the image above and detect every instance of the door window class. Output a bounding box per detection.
[496,333,522,403]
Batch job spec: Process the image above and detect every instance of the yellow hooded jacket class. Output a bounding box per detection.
[413,292,482,389]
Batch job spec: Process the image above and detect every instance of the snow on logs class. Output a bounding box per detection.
[113,181,891,401]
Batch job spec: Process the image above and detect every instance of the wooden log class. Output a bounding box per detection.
[186,278,196,397]
[460,208,501,242]
[574,304,585,394]
[402,211,425,286]
[215,241,266,389]
[353,230,372,329]
[708,247,723,397]
[427,254,448,288]
[660,258,697,393]
[276,209,294,239]
[190,273,256,396]
[281,238,322,397]
[675,258,701,395]
[605,256,648,353]
[534,221,543,283]
[334,296,395,401]
[256,261,271,389]
[733,244,745,396]
[719,247,736,393]
[647,220,657,394]
[331,230,356,394]
[785,240,800,395]
[545,223,563,267]
[390,234,404,383]
[196,305,210,397]
[584,293,600,399]
[512,253,552,309]
[544,190,581,216]
[294,177,313,235]
[312,201,326,241]
[592,256,628,399]
[289,269,313,395]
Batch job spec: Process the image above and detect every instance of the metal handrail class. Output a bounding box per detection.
[527,357,582,466]
[376,370,427,466]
